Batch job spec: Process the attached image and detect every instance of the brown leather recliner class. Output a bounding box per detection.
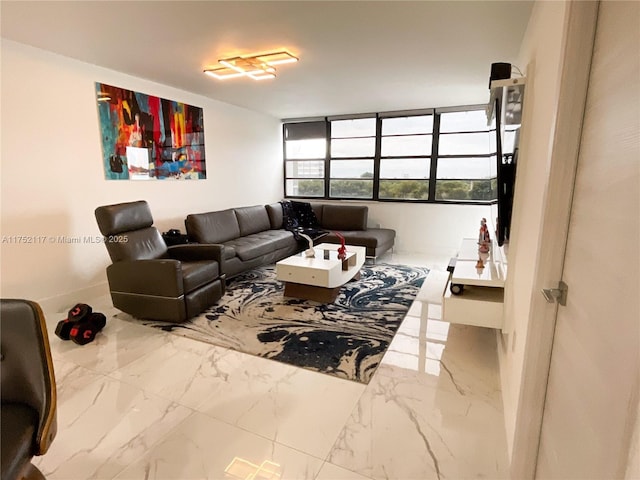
[1,299,57,480]
[95,200,225,323]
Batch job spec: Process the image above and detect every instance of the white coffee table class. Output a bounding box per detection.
[276,243,366,302]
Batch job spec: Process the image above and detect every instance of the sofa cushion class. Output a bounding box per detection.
[323,228,395,250]
[265,203,284,229]
[185,209,240,244]
[311,204,323,224]
[321,205,368,231]
[181,261,220,293]
[263,229,298,249]
[220,245,237,260]
[234,206,272,236]
[225,230,296,261]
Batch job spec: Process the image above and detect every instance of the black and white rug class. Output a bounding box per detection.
[126,263,428,384]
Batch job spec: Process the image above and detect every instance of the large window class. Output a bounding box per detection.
[435,109,497,201]
[283,106,497,203]
[379,114,432,200]
[329,118,376,199]
[283,121,326,197]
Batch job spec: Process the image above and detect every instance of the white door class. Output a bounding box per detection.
[536,2,640,478]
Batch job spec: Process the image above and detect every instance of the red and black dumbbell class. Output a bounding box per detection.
[69,312,107,346]
[55,303,92,340]
[88,312,106,332]
[68,303,92,322]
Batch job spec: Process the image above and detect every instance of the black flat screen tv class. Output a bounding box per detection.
[494,97,518,247]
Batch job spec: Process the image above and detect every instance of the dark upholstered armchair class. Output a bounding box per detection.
[1,299,57,480]
[95,200,225,323]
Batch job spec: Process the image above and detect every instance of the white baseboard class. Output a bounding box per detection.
[37,282,110,314]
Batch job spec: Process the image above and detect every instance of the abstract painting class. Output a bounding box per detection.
[95,83,206,180]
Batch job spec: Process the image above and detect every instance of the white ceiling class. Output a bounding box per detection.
[0,1,532,119]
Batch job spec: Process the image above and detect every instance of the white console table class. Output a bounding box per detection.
[443,238,506,330]
[414,238,507,331]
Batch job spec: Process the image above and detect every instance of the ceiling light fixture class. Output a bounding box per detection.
[203,50,298,81]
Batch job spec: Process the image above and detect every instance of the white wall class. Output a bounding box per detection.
[496,1,569,458]
[0,40,283,310]
[339,201,491,258]
[0,40,495,312]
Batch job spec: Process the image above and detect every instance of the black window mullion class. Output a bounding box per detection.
[331,134,376,140]
[282,123,288,196]
[379,154,434,159]
[439,129,489,135]
[373,116,382,200]
[324,119,330,199]
[379,132,432,138]
[438,153,495,158]
[428,114,440,202]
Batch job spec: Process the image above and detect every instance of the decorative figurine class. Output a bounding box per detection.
[335,232,347,259]
[299,233,315,258]
[478,217,491,254]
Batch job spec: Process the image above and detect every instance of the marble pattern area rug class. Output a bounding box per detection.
[126,263,429,384]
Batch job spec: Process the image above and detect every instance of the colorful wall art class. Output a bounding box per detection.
[95,83,206,180]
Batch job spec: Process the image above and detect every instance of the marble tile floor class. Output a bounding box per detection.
[34,252,509,480]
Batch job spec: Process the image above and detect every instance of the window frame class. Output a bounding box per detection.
[283,105,497,204]
[377,113,433,201]
[327,116,377,200]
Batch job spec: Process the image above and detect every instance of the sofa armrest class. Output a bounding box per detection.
[107,259,183,297]
[167,244,224,264]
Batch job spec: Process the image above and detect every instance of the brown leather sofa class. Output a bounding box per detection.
[309,204,395,259]
[95,201,225,323]
[185,202,395,278]
[185,204,301,278]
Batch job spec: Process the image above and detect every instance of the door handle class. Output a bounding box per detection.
[541,281,568,306]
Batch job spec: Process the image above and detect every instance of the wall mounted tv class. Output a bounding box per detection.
[492,93,522,247]
[487,70,525,247]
